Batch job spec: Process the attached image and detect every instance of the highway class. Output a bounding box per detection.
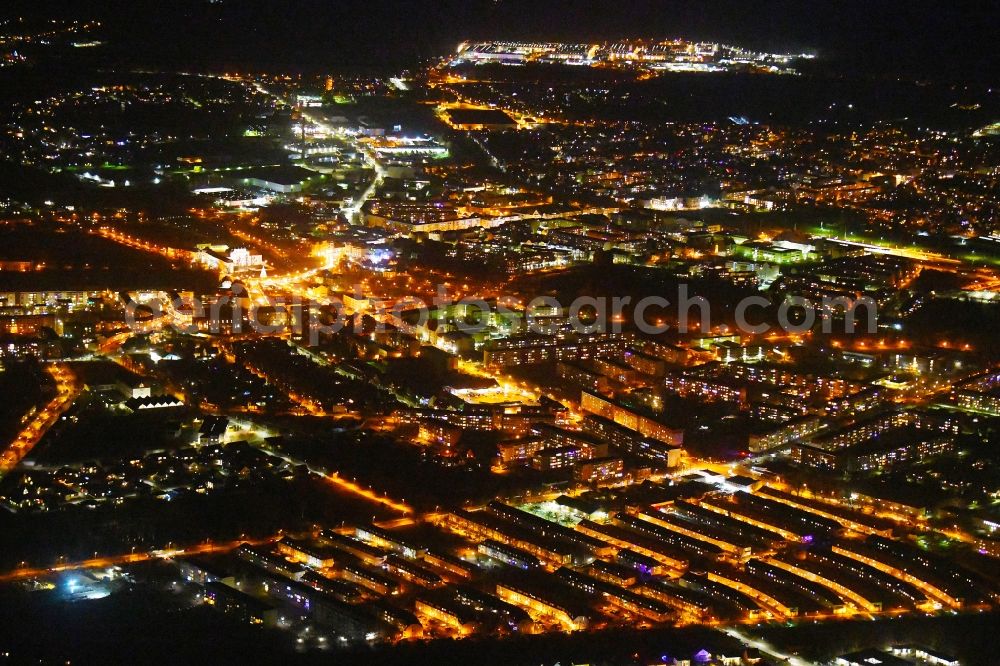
[250,78,385,222]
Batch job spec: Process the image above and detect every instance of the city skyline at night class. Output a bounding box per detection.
[0,3,999,665]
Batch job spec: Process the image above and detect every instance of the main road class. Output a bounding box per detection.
[249,79,385,223]
[0,363,79,478]
[0,535,282,584]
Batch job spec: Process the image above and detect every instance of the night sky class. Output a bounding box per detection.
[8,0,999,78]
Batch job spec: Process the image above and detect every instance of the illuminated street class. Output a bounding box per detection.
[0,4,998,665]
[0,364,78,476]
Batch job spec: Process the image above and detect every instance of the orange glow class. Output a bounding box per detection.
[0,364,78,475]
[0,535,280,583]
[324,473,412,514]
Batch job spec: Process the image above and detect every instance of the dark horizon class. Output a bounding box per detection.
[6,0,999,79]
